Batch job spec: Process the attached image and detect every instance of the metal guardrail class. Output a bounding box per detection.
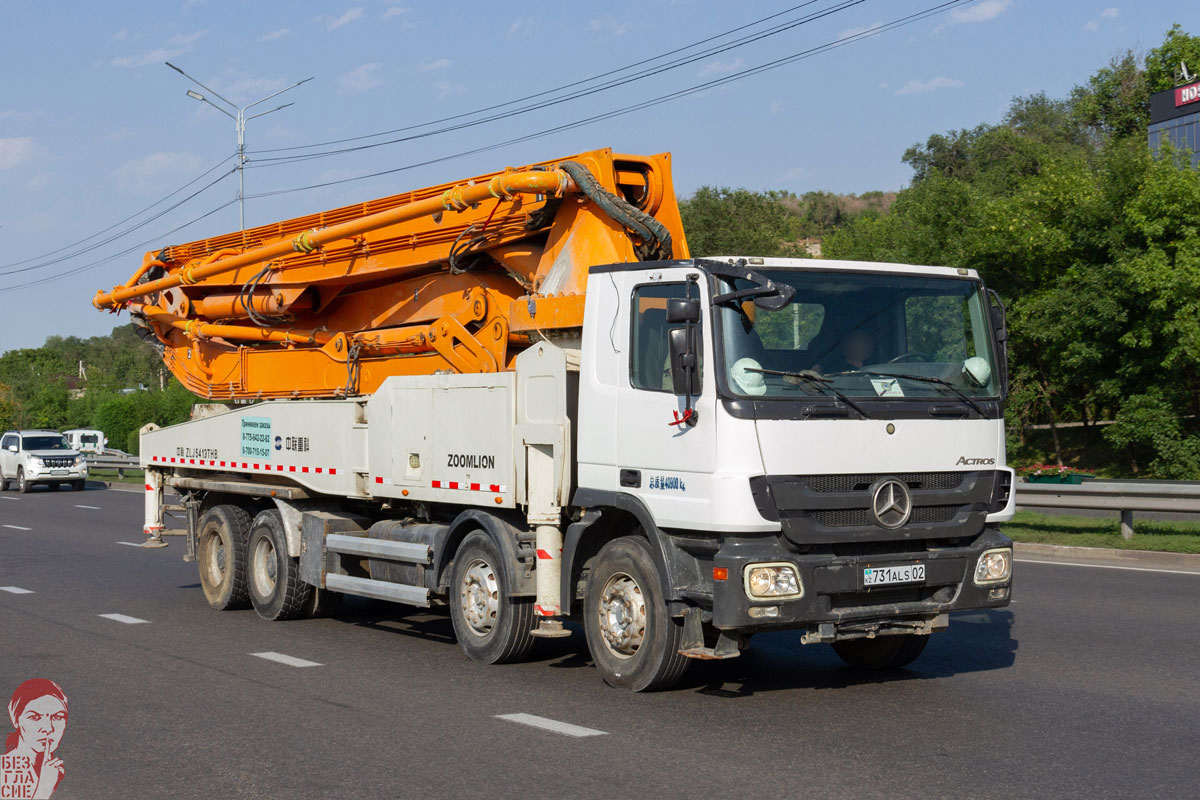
[86,454,141,477]
[1015,481,1200,539]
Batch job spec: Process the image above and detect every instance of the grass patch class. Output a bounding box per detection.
[1004,510,1200,554]
[88,467,145,484]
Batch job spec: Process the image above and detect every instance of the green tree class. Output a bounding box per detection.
[680,187,802,257]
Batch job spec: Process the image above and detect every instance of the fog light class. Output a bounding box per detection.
[988,587,1009,601]
[743,563,802,599]
[748,605,780,618]
[974,548,1012,585]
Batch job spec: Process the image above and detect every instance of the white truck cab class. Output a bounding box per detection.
[1,429,88,493]
[63,428,108,455]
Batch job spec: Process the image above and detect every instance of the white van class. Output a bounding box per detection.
[62,428,108,454]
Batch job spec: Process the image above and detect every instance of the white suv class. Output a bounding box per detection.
[0,430,88,493]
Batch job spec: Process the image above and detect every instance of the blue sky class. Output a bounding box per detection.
[0,0,1191,351]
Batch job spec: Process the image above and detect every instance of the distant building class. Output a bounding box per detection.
[1149,76,1200,167]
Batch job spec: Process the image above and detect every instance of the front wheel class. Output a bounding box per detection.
[584,536,690,692]
[247,510,311,621]
[448,531,535,664]
[17,468,31,493]
[831,634,929,670]
[72,480,86,491]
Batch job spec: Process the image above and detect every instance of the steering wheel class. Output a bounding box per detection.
[886,351,932,364]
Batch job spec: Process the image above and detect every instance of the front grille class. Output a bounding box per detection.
[41,457,74,468]
[807,472,966,493]
[813,504,960,528]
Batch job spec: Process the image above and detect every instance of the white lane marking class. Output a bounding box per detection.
[1015,558,1200,576]
[495,713,607,738]
[250,652,323,668]
[74,504,101,510]
[98,613,149,624]
[117,541,148,547]
[1,496,17,501]
[0,586,34,594]
[2,524,31,531]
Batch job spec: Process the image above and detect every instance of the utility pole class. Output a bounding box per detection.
[165,62,312,229]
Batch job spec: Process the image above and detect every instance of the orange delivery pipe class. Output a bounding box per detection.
[93,169,574,310]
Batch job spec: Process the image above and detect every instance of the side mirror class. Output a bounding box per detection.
[987,289,1009,397]
[7,445,17,453]
[668,327,702,398]
[666,297,700,324]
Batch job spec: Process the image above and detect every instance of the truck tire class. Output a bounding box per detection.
[448,531,535,664]
[831,634,930,670]
[247,509,312,621]
[584,536,690,692]
[17,468,31,493]
[197,504,252,610]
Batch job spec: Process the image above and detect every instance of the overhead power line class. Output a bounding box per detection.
[246,1,833,157]
[242,1,968,202]
[247,0,865,168]
[0,155,235,272]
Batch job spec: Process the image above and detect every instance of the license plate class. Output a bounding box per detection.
[863,563,925,587]
[51,469,70,476]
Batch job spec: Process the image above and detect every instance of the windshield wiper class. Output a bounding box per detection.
[858,370,987,417]
[745,368,872,419]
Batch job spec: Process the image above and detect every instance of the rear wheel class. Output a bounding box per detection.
[17,468,31,494]
[584,536,690,692]
[831,634,929,670]
[0,474,7,491]
[448,531,535,664]
[197,504,251,610]
[247,509,311,621]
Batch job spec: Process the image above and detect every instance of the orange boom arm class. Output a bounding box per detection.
[94,149,688,399]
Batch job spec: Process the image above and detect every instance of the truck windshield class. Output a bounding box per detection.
[716,270,999,400]
[23,436,69,450]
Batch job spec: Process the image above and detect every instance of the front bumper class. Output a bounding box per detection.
[709,525,1012,635]
[27,465,88,483]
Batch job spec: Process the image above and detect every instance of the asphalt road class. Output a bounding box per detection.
[2,485,1198,799]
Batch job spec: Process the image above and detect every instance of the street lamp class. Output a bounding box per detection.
[166,62,312,230]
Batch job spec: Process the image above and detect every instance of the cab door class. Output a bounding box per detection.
[614,273,717,530]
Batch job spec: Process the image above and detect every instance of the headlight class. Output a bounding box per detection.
[744,563,802,599]
[974,548,1012,585]
[75,455,86,466]
[30,457,44,467]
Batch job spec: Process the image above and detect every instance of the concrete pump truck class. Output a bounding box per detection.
[93,148,1014,691]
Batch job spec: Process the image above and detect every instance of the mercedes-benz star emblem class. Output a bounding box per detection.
[871,478,912,529]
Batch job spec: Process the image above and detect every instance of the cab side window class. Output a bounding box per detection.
[630,283,702,393]
[1,435,13,450]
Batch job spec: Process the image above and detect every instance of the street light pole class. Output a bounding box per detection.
[166,62,312,229]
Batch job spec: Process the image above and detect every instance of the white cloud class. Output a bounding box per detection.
[948,0,1011,24]
[878,82,889,90]
[112,29,206,67]
[0,137,36,170]
[507,17,535,37]
[0,109,43,123]
[217,76,292,102]
[1101,8,1119,18]
[318,7,363,30]
[697,57,744,77]
[339,62,383,94]
[25,173,51,191]
[895,76,964,95]
[381,6,411,23]
[112,28,129,41]
[418,57,452,72]
[838,21,883,40]
[590,16,632,39]
[769,99,784,114]
[167,29,207,46]
[782,167,805,182]
[260,27,290,41]
[434,80,466,100]
[1084,20,1099,32]
[114,151,203,191]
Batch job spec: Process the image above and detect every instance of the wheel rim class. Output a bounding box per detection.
[598,572,646,659]
[252,535,277,597]
[18,471,25,490]
[203,530,227,587]
[458,558,499,637]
